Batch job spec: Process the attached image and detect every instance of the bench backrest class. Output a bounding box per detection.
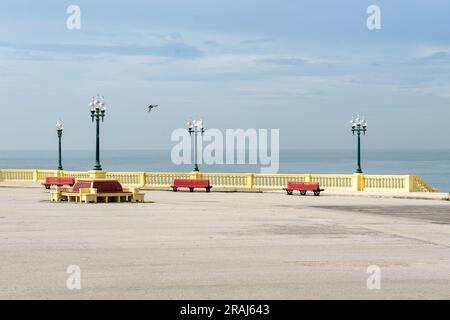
[173,179,211,187]
[92,180,124,193]
[45,177,75,184]
[287,181,320,190]
[72,180,93,192]
[71,180,124,193]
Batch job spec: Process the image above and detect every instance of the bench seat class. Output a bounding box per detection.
[42,177,75,189]
[283,181,324,196]
[171,179,212,192]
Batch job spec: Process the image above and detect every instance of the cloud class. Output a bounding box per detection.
[416,51,450,64]
[257,57,306,66]
[0,40,203,59]
[240,38,275,45]
[203,40,218,46]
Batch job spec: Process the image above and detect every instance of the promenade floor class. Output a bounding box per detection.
[0,184,449,299]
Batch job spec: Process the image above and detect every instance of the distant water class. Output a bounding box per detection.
[0,149,449,192]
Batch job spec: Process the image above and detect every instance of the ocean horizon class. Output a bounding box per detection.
[1,149,449,192]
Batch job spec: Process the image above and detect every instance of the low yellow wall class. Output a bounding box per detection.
[0,169,437,192]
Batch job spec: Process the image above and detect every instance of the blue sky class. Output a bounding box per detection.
[1,0,450,150]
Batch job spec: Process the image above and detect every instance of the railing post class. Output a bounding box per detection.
[139,172,146,187]
[33,170,39,182]
[304,174,312,182]
[245,173,254,189]
[352,173,364,191]
[89,170,107,179]
[190,171,202,180]
[405,175,415,192]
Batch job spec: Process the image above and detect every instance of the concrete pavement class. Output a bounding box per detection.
[0,185,449,299]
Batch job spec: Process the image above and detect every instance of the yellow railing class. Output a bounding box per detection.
[36,170,56,181]
[254,174,308,189]
[106,172,142,186]
[203,172,250,188]
[312,174,354,190]
[145,172,192,187]
[61,171,91,180]
[411,175,438,192]
[0,169,438,192]
[0,169,35,182]
[364,175,406,191]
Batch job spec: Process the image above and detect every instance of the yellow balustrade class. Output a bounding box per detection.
[37,170,58,181]
[202,173,249,189]
[0,169,35,182]
[106,172,141,186]
[410,175,438,192]
[254,174,309,189]
[364,175,406,191]
[311,174,354,190]
[0,169,438,192]
[145,172,192,187]
[62,171,91,180]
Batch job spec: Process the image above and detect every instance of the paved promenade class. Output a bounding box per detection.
[0,184,449,299]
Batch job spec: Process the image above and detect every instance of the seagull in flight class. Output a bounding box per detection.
[148,104,158,112]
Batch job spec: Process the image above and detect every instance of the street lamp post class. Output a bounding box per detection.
[350,115,367,174]
[56,120,64,170]
[89,95,107,171]
[187,120,205,172]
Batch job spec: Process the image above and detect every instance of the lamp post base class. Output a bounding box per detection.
[355,169,363,174]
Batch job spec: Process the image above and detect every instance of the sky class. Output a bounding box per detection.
[0,0,450,151]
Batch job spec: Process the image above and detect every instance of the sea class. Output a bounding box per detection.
[0,149,449,192]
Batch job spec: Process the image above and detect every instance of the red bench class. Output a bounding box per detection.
[42,177,75,189]
[283,181,324,196]
[171,179,212,192]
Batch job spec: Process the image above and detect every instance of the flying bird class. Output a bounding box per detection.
[148,104,158,112]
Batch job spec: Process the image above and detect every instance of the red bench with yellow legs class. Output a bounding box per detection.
[42,177,75,189]
[283,181,324,196]
[171,179,212,192]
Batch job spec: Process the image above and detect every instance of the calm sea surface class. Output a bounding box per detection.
[1,149,449,191]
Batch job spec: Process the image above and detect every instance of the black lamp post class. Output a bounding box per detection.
[187,120,205,172]
[56,120,64,170]
[350,115,367,174]
[89,95,106,171]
